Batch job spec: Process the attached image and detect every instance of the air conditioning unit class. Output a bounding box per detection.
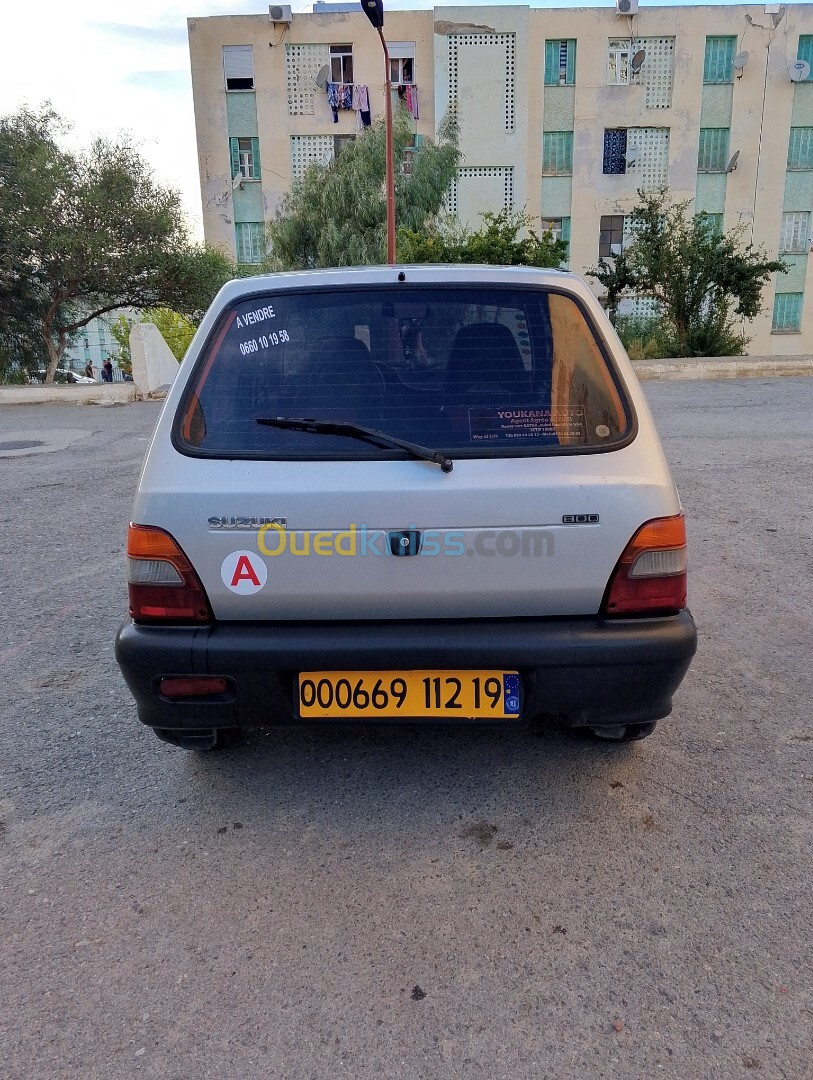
[616,0,639,14]
[269,4,293,22]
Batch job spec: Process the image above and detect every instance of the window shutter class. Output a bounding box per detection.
[565,41,575,85]
[250,137,261,180]
[780,211,809,253]
[223,45,254,88]
[230,138,240,179]
[387,41,415,60]
[788,127,813,170]
[698,128,729,172]
[544,40,558,85]
[773,292,803,331]
[543,131,573,174]
[561,217,571,244]
[704,37,735,84]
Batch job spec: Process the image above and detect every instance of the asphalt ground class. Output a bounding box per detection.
[0,381,811,1080]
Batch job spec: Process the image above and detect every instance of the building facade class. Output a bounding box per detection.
[188,3,813,354]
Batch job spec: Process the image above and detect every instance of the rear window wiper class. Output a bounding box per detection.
[255,416,453,473]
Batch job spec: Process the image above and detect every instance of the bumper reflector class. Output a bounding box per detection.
[159,676,229,699]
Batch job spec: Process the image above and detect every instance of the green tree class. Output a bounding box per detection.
[111,308,197,373]
[266,108,460,269]
[589,188,786,357]
[398,208,568,268]
[0,106,235,383]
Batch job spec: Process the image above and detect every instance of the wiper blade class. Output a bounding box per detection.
[255,416,453,473]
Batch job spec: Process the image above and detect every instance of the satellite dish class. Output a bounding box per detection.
[314,64,329,89]
[631,49,646,73]
[790,60,811,83]
[232,173,243,190]
[732,51,749,73]
[726,150,740,173]
[624,146,639,164]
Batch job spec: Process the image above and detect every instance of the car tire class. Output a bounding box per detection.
[153,727,240,751]
[587,722,658,743]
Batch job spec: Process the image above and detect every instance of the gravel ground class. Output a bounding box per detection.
[0,382,811,1080]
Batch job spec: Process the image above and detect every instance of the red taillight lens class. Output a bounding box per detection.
[127,524,212,625]
[159,676,229,700]
[602,515,688,616]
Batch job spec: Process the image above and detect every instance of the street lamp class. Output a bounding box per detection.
[360,0,396,264]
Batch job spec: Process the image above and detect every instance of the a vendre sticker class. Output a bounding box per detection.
[235,303,291,357]
[221,550,267,594]
[468,405,587,443]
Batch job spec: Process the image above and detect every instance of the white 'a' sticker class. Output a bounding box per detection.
[221,550,267,595]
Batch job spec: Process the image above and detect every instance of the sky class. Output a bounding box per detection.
[2,0,806,242]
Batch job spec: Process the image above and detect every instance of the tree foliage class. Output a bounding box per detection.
[0,105,235,382]
[589,188,786,357]
[266,108,461,269]
[111,308,197,373]
[398,208,568,268]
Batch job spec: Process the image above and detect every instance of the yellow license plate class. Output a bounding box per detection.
[298,670,521,719]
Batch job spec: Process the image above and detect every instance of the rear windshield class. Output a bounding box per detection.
[176,285,632,459]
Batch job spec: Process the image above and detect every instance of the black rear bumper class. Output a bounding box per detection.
[115,611,697,732]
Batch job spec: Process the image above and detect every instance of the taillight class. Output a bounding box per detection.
[602,515,688,616]
[127,524,212,625]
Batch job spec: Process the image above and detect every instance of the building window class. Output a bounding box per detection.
[780,211,810,254]
[603,129,627,173]
[388,42,415,85]
[400,134,424,176]
[223,45,254,91]
[230,137,261,180]
[599,215,625,257]
[541,217,571,264]
[545,39,576,85]
[699,212,724,236]
[704,36,736,84]
[542,131,573,174]
[235,222,265,264]
[797,35,813,78]
[697,128,730,173]
[608,39,634,85]
[330,44,353,84]
[333,134,356,157]
[772,292,803,332]
[788,127,813,170]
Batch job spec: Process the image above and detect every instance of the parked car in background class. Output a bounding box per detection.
[116,265,697,751]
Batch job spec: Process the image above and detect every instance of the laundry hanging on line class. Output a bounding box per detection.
[352,84,371,128]
[397,83,419,120]
[326,82,354,122]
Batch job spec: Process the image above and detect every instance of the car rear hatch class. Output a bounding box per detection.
[134,271,681,621]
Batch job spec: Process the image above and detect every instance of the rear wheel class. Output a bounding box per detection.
[153,727,240,751]
[588,722,657,743]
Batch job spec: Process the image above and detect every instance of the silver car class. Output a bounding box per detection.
[116,265,696,750]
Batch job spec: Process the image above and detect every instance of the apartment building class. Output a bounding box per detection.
[188,3,813,354]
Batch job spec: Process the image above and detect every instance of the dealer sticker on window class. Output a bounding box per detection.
[468,405,587,443]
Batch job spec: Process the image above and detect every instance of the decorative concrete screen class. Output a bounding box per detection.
[639,37,674,109]
[626,127,670,191]
[290,135,335,180]
[286,44,330,115]
[447,166,514,221]
[617,294,662,319]
[447,33,516,132]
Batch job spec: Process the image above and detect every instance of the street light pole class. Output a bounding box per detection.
[361,0,396,265]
